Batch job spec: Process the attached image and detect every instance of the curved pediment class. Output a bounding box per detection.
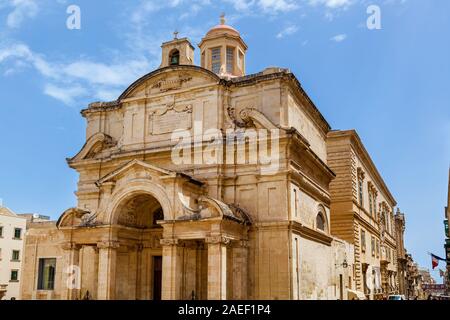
[118,65,222,101]
[57,207,94,229]
[69,132,116,163]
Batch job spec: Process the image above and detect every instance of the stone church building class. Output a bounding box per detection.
[20,17,402,300]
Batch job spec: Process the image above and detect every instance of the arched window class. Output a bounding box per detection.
[316,212,326,232]
[169,49,180,65]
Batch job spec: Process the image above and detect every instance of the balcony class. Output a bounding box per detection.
[0,284,7,300]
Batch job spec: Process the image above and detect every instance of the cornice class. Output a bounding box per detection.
[290,221,333,246]
[328,130,397,206]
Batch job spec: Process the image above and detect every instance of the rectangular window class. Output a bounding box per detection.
[226,47,234,73]
[38,258,57,290]
[10,270,19,282]
[371,236,375,257]
[0,226,3,237]
[376,240,380,258]
[211,47,221,74]
[358,179,364,207]
[12,250,20,261]
[13,228,22,239]
[361,230,366,252]
[373,195,377,219]
[368,190,373,216]
[294,188,298,217]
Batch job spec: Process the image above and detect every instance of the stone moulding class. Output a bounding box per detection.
[68,132,116,163]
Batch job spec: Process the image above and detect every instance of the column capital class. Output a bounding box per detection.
[61,242,82,251]
[97,240,120,250]
[160,238,179,246]
[205,235,231,245]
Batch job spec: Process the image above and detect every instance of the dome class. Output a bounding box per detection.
[206,24,240,37]
[205,14,240,38]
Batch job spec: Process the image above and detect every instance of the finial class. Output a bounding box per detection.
[173,30,179,40]
[220,13,226,25]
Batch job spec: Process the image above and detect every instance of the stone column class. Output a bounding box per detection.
[96,240,120,300]
[61,242,81,300]
[135,244,144,300]
[161,238,182,300]
[206,236,230,300]
[232,240,249,300]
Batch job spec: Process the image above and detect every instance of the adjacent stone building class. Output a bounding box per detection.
[395,208,407,296]
[0,206,27,300]
[20,17,402,300]
[327,130,399,299]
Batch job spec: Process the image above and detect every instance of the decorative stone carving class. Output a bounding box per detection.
[61,242,82,251]
[205,236,231,245]
[151,74,192,92]
[97,240,120,250]
[160,238,179,246]
[149,104,192,134]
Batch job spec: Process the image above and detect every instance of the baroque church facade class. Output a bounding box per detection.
[20,17,402,300]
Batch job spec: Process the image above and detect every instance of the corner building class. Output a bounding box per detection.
[327,130,399,299]
[20,18,403,301]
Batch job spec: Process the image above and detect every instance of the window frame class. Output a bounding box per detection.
[13,227,22,240]
[371,236,375,257]
[0,225,3,238]
[169,49,180,66]
[376,239,380,258]
[226,46,235,74]
[316,212,326,232]
[211,47,221,74]
[10,269,19,282]
[361,229,366,253]
[368,187,373,216]
[358,178,364,207]
[11,250,20,262]
[37,258,57,291]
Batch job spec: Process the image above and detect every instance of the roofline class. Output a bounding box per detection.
[161,37,195,50]
[328,129,397,206]
[117,65,222,101]
[80,66,331,137]
[198,33,248,51]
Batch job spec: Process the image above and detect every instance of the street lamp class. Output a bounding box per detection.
[336,259,349,269]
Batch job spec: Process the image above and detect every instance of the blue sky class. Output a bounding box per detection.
[0,0,449,279]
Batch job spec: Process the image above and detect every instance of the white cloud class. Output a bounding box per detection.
[2,0,39,28]
[330,33,347,42]
[307,0,352,9]
[0,42,152,105]
[223,0,298,13]
[258,0,298,12]
[63,60,148,87]
[224,0,256,11]
[44,84,87,105]
[276,24,299,38]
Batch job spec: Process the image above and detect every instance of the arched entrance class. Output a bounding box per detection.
[113,193,164,300]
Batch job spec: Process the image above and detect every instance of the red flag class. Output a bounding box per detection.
[432,255,439,269]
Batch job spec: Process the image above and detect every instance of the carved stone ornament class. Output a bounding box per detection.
[160,238,179,246]
[149,104,193,116]
[61,242,82,251]
[149,104,193,135]
[205,236,231,245]
[97,240,120,250]
[151,75,192,92]
[227,106,249,128]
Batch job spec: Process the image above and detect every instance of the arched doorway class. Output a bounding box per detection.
[113,193,164,300]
